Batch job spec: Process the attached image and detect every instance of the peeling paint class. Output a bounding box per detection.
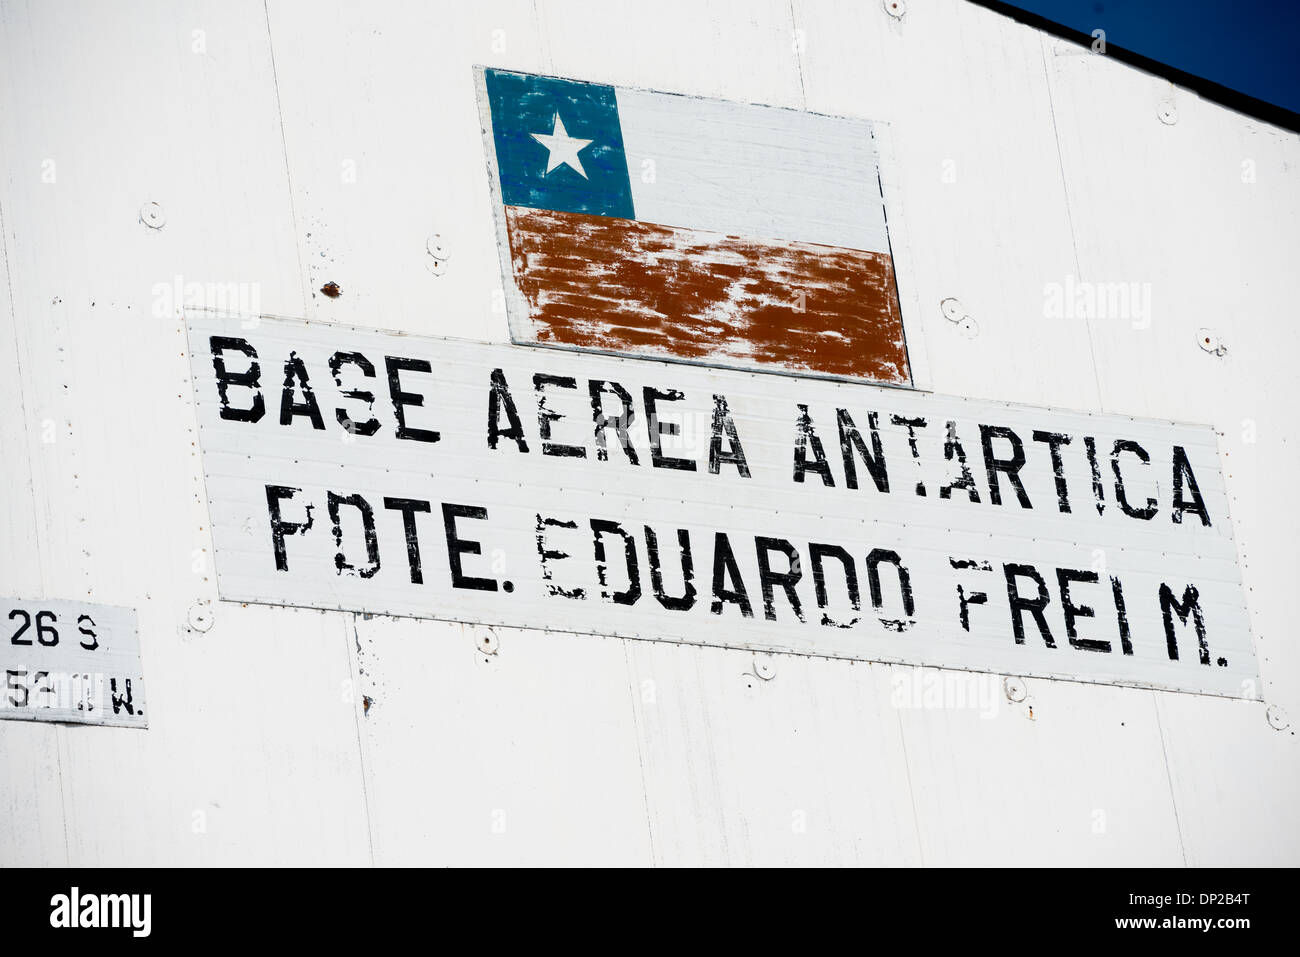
[503,205,910,384]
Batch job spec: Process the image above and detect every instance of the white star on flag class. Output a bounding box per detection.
[530,113,593,179]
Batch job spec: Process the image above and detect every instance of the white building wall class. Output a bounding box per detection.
[1,0,1295,866]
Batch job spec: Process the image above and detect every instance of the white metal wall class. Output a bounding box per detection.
[1,0,1295,866]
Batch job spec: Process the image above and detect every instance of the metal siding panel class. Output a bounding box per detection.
[353,616,652,866]
[1155,692,1299,866]
[0,0,370,865]
[263,0,546,339]
[899,681,1185,865]
[58,605,372,866]
[0,723,68,866]
[0,196,41,597]
[793,0,1104,410]
[0,194,66,866]
[625,643,923,866]
[537,0,805,108]
[1042,40,1300,865]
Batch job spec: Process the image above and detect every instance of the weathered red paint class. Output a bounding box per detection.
[504,205,911,384]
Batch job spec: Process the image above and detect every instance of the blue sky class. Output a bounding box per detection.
[995,0,1300,115]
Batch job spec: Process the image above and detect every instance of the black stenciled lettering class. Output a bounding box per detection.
[328,491,380,579]
[809,542,860,628]
[443,504,499,592]
[535,514,584,599]
[1171,445,1211,526]
[109,678,136,715]
[709,394,750,477]
[1111,575,1134,655]
[1084,435,1106,515]
[1112,439,1157,520]
[5,666,28,707]
[891,415,928,496]
[77,614,98,651]
[279,351,326,430]
[34,611,56,647]
[756,537,804,622]
[1033,430,1073,513]
[1159,583,1211,665]
[1004,563,1055,647]
[265,484,314,571]
[939,420,979,502]
[645,526,696,611]
[384,497,432,584]
[591,519,641,605]
[535,373,586,458]
[1056,568,1110,652]
[981,425,1032,508]
[386,355,440,443]
[9,609,30,645]
[956,584,986,631]
[487,368,529,452]
[589,380,639,464]
[330,351,380,436]
[793,405,834,486]
[866,548,915,629]
[710,532,752,617]
[644,387,696,471]
[210,336,264,422]
[949,557,992,632]
[838,409,889,493]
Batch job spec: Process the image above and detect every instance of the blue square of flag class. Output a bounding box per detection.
[484,68,634,219]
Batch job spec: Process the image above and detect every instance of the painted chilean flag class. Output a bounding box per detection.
[477,67,911,386]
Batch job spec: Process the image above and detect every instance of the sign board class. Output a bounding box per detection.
[476,67,911,386]
[1,598,148,728]
[186,314,1257,698]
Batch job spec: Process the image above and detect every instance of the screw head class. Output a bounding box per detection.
[884,0,906,19]
[477,628,500,656]
[1266,705,1290,731]
[1157,101,1178,125]
[957,315,980,338]
[754,654,776,681]
[940,297,963,322]
[1004,676,1027,702]
[140,202,165,229]
[187,603,213,633]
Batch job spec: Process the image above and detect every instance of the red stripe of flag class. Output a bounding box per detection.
[504,205,911,384]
